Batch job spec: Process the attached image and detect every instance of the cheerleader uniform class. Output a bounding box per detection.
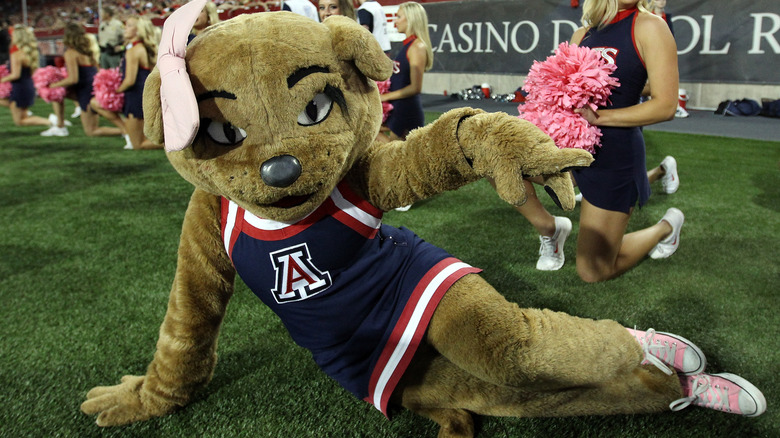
[385,35,424,138]
[572,8,650,213]
[120,42,151,118]
[74,64,98,111]
[8,46,36,108]
[221,180,480,415]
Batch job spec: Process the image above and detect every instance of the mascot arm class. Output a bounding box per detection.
[81,189,236,426]
[357,108,594,211]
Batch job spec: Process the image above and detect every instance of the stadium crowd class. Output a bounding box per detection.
[1,0,276,30]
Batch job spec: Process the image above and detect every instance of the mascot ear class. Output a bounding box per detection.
[324,16,393,81]
[142,67,165,146]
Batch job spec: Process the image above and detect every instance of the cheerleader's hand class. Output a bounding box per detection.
[574,106,600,125]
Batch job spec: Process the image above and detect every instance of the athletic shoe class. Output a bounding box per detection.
[626,328,705,375]
[574,192,583,202]
[675,106,689,118]
[536,216,571,271]
[123,134,134,150]
[71,106,82,118]
[47,113,72,127]
[660,156,679,194]
[649,208,683,259]
[40,126,69,137]
[670,373,766,417]
[394,205,412,212]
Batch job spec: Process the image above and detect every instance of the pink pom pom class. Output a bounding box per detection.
[32,66,67,103]
[519,102,603,153]
[0,64,11,99]
[376,79,393,123]
[518,42,619,152]
[93,68,124,112]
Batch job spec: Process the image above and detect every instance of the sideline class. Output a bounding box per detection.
[421,94,780,143]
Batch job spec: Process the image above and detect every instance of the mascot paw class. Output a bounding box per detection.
[81,375,173,426]
[457,112,593,208]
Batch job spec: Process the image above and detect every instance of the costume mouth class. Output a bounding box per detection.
[270,194,313,208]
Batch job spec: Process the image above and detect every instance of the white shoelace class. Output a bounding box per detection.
[636,328,674,375]
[669,374,729,412]
[538,235,557,257]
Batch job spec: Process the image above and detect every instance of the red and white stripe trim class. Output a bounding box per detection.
[365,258,480,415]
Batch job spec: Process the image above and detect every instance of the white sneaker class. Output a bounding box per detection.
[48,113,72,127]
[123,134,134,150]
[71,106,82,118]
[536,216,572,271]
[675,106,689,118]
[394,205,412,212]
[574,192,583,202]
[40,126,69,137]
[660,156,679,194]
[649,208,683,259]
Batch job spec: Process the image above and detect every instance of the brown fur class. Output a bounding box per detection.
[82,13,681,436]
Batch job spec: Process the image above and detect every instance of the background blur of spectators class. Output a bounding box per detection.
[0,0,282,30]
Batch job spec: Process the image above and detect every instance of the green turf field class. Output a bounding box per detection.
[1,100,777,437]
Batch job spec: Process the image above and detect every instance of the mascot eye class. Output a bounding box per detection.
[205,119,247,145]
[297,93,333,126]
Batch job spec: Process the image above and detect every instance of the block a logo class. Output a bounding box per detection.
[269,243,332,304]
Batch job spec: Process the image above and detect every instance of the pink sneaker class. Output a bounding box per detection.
[671,373,766,417]
[627,328,705,375]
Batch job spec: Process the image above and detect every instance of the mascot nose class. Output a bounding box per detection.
[260,155,302,187]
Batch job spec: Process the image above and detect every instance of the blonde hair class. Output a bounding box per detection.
[128,16,161,67]
[581,0,650,29]
[204,2,221,28]
[398,2,433,71]
[11,25,40,70]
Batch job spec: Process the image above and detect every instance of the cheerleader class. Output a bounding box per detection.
[90,16,161,149]
[0,25,51,128]
[379,2,432,141]
[42,22,122,138]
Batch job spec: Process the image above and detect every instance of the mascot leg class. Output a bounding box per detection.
[423,275,682,411]
[394,345,679,438]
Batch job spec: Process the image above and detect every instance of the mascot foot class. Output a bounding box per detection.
[81,375,175,426]
[627,328,705,376]
[670,373,766,417]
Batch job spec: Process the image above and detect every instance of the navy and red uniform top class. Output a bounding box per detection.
[220,180,480,415]
[386,35,425,138]
[572,8,651,213]
[8,45,36,108]
[120,41,151,118]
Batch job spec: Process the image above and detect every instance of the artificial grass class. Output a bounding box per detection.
[0,100,777,437]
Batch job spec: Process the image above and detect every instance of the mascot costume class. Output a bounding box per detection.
[81,1,765,436]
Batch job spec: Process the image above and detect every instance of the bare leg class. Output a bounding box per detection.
[575,199,671,283]
[10,102,50,127]
[52,101,66,128]
[90,98,127,133]
[81,108,122,137]
[489,178,556,236]
[647,164,665,184]
[125,116,162,149]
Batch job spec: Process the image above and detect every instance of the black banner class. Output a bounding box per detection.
[421,0,780,84]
